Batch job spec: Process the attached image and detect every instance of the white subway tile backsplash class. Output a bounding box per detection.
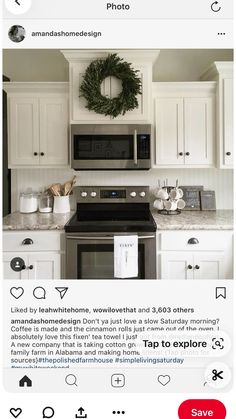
[11,168,233,211]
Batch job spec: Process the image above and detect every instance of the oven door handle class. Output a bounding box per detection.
[67,235,155,240]
[133,129,138,165]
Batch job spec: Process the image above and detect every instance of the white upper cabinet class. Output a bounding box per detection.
[201,62,233,169]
[153,82,216,168]
[3,82,69,168]
[39,97,68,166]
[61,50,160,124]
[9,97,40,166]
[184,97,214,165]
[155,98,184,165]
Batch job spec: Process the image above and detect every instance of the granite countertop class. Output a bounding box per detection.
[2,210,233,231]
[152,210,233,230]
[3,211,74,231]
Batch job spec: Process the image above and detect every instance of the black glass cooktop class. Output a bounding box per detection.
[65,203,157,233]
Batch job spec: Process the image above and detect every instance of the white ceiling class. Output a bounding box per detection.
[3,49,233,82]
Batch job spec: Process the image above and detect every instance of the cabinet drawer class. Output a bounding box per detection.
[3,231,62,252]
[160,231,230,252]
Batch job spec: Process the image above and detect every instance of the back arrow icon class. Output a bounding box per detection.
[211,1,221,12]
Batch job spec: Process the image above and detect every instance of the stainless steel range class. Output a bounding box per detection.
[65,186,157,279]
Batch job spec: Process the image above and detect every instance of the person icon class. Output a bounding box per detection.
[8,25,26,42]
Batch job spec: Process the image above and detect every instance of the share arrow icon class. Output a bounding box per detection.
[55,287,69,299]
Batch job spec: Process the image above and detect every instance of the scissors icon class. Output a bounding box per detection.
[212,369,224,381]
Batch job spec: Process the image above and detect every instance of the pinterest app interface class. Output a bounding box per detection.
[1,1,235,419]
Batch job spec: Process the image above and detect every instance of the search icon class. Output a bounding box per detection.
[65,374,78,386]
[42,406,55,418]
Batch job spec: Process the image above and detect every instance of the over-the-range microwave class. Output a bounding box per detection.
[71,124,151,170]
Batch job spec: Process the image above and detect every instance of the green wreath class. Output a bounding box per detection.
[80,54,142,118]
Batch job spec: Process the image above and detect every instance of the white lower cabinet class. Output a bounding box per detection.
[158,230,233,280]
[3,231,64,280]
[161,252,225,280]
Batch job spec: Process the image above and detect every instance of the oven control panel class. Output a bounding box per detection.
[76,186,150,203]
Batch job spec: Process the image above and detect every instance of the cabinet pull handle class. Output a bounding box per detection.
[133,130,138,165]
[226,152,231,156]
[22,238,34,245]
[179,152,183,156]
[40,152,45,156]
[185,152,190,156]
[34,152,38,156]
[187,265,193,270]
[188,237,199,245]
[194,265,200,270]
[28,265,34,270]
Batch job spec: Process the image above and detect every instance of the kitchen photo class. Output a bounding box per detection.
[2,49,234,280]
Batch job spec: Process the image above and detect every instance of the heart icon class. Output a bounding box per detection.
[157,375,171,386]
[9,408,22,418]
[10,287,24,299]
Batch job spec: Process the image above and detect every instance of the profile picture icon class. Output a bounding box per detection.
[8,25,26,43]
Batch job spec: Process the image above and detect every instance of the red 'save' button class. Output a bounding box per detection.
[178,400,226,418]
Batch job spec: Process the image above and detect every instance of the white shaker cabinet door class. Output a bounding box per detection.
[161,253,193,280]
[39,97,69,166]
[184,97,214,166]
[3,253,28,280]
[193,253,225,280]
[27,253,61,280]
[223,78,233,167]
[155,98,184,165]
[8,97,40,166]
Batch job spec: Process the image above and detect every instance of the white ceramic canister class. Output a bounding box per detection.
[53,196,70,213]
[19,192,38,213]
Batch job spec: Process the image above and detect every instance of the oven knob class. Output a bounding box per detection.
[139,192,146,197]
[130,192,137,197]
[81,192,87,197]
[90,192,97,197]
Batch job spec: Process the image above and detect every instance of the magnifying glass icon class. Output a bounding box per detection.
[215,341,221,347]
[65,374,78,386]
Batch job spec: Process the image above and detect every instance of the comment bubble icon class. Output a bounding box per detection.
[33,287,46,300]
[42,407,55,418]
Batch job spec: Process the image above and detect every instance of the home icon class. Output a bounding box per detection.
[19,375,32,387]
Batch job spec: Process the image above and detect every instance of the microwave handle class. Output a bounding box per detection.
[134,129,138,165]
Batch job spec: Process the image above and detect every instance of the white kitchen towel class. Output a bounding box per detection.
[114,235,138,279]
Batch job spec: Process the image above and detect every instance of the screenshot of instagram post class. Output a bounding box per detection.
[1,0,235,418]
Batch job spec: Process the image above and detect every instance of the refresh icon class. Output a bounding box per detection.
[211,1,221,12]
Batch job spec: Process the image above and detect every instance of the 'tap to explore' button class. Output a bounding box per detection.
[178,399,226,418]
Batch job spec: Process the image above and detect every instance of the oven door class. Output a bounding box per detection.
[66,233,156,279]
[71,124,151,170]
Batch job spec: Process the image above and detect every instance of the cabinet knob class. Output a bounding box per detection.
[179,152,183,156]
[194,265,200,270]
[226,152,231,156]
[185,152,190,156]
[187,265,193,270]
[34,152,38,156]
[22,238,34,245]
[28,265,34,270]
[40,152,45,156]
[188,237,199,245]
